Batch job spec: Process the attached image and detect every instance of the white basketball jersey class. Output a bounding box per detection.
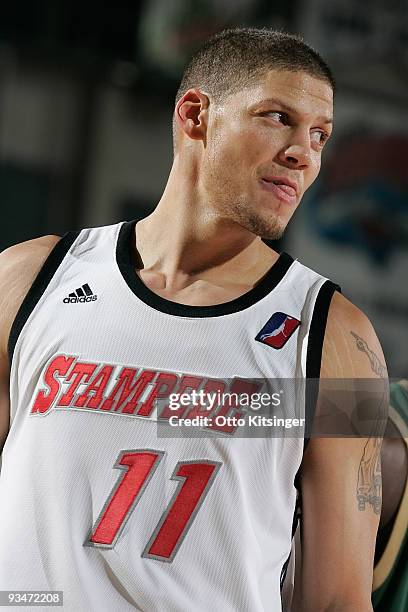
[1,221,340,611]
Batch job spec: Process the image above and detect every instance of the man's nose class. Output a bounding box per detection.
[280,130,312,168]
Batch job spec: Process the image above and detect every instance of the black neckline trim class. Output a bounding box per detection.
[116,220,294,318]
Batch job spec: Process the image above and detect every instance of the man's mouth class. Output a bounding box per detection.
[260,177,298,203]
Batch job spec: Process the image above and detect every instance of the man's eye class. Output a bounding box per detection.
[311,131,330,146]
[265,111,286,123]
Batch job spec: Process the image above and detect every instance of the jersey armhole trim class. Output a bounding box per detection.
[7,231,80,367]
[304,280,341,451]
[294,279,341,494]
[280,493,302,595]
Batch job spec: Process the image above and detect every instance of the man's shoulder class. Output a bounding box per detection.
[322,291,387,379]
[1,234,61,260]
[284,252,342,293]
[0,234,61,294]
[327,290,370,327]
[285,256,377,357]
[0,235,61,356]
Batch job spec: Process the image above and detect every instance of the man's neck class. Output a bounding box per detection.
[133,213,279,297]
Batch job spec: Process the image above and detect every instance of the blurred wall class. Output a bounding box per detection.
[82,88,172,228]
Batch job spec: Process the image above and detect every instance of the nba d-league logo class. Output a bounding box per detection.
[255,312,300,349]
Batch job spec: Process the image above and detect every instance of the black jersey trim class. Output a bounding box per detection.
[116,220,295,318]
[280,549,292,598]
[304,279,341,449]
[280,493,302,598]
[306,280,341,377]
[7,231,80,366]
[293,279,341,495]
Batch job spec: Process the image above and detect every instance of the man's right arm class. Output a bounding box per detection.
[0,235,61,452]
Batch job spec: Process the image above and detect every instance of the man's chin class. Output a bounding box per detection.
[260,227,286,241]
[222,201,288,240]
[248,216,287,241]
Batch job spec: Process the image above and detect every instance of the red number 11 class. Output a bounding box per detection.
[86,449,221,562]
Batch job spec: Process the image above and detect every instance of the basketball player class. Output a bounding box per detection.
[0,28,388,611]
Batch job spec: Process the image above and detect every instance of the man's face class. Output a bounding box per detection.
[201,69,334,239]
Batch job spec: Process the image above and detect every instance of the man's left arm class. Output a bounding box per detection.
[294,291,389,612]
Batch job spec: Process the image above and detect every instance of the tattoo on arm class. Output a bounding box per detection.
[350,331,388,514]
[350,331,387,378]
[356,438,382,514]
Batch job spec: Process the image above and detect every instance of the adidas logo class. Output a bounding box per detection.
[63,283,98,304]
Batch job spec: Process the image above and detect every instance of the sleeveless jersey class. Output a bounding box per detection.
[0,220,339,611]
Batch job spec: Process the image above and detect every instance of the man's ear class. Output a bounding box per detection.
[175,88,210,144]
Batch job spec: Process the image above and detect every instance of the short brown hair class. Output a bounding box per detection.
[173,27,335,153]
